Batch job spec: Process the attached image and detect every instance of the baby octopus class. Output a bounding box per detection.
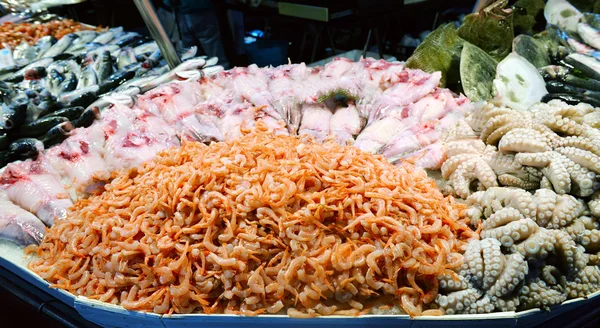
[441,100,600,198]
[436,187,600,314]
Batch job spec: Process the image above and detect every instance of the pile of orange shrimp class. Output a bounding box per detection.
[26,121,477,317]
[0,20,104,49]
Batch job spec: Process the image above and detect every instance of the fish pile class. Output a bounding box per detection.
[0,19,104,50]
[0,57,469,248]
[0,26,204,167]
[535,0,600,108]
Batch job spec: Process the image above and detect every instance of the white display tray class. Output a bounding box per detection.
[1,241,599,328]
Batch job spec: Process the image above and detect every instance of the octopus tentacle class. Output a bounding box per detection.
[436,288,482,315]
[517,277,566,311]
[565,266,600,299]
[481,239,505,290]
[556,147,600,175]
[450,158,498,199]
[487,253,528,299]
[498,128,551,154]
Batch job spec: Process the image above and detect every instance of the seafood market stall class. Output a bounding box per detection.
[5,0,600,327]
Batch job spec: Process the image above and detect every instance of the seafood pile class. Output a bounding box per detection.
[0,19,104,50]
[536,0,600,108]
[0,26,206,167]
[0,57,467,248]
[408,0,600,113]
[26,122,476,317]
[428,0,600,316]
[436,186,600,314]
[440,100,600,199]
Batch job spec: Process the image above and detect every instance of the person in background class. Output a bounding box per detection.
[165,0,231,69]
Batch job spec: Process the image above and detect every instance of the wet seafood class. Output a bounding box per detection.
[27,122,476,317]
[437,186,599,315]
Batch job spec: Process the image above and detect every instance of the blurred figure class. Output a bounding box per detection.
[153,0,181,47]
[165,0,230,69]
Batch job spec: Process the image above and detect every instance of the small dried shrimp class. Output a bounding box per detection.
[27,121,476,317]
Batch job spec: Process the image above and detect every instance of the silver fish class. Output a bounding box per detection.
[109,32,140,45]
[92,31,115,44]
[179,46,198,61]
[14,57,54,76]
[566,53,600,80]
[93,51,113,82]
[87,44,120,58]
[76,65,98,89]
[46,69,64,96]
[34,36,57,59]
[113,74,158,92]
[59,85,99,104]
[117,47,137,70]
[578,23,600,51]
[86,86,139,111]
[133,41,159,56]
[109,26,124,34]
[140,58,208,92]
[43,33,78,58]
[13,41,37,65]
[66,31,99,53]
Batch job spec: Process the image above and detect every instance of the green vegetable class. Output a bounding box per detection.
[460,42,498,102]
[406,24,465,88]
[457,0,514,62]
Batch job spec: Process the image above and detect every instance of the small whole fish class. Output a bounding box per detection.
[43,34,78,58]
[109,32,140,45]
[46,69,64,96]
[93,51,114,82]
[577,23,600,51]
[76,65,98,89]
[133,41,159,56]
[59,84,99,105]
[34,36,57,60]
[92,30,116,44]
[59,72,78,94]
[0,102,27,132]
[117,47,137,71]
[13,42,37,65]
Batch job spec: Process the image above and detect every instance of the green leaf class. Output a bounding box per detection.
[460,42,498,102]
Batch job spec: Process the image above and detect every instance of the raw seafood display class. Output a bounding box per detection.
[0,57,467,248]
[26,122,476,317]
[0,25,208,168]
[0,19,104,50]
[436,186,600,314]
[1,0,600,322]
[441,100,600,198]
